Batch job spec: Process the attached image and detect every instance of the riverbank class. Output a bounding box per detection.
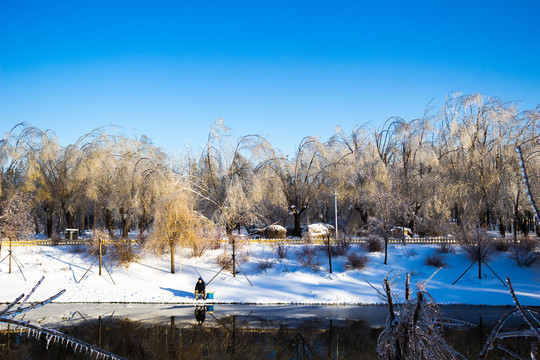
[1,243,539,305]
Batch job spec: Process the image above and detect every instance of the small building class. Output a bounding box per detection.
[65,229,79,240]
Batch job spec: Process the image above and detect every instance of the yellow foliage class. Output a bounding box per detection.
[149,191,216,257]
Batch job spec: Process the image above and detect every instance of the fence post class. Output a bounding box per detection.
[9,238,12,274]
[99,238,102,276]
[232,236,236,277]
[405,273,411,300]
[327,234,332,274]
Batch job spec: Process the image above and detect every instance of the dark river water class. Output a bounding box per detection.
[0,304,537,359]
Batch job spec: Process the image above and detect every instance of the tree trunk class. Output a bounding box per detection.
[9,240,12,273]
[513,211,518,243]
[139,207,147,237]
[294,213,301,237]
[384,236,388,265]
[293,210,305,237]
[226,223,233,237]
[232,237,236,277]
[45,212,53,239]
[121,215,130,238]
[33,210,40,235]
[103,208,114,237]
[327,234,332,273]
[170,240,175,274]
[522,216,529,237]
[139,217,145,237]
[64,209,74,229]
[478,254,482,279]
[498,218,505,238]
[55,215,61,236]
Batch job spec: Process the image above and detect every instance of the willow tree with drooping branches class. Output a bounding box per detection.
[86,134,169,238]
[148,172,217,273]
[189,120,283,237]
[26,128,104,236]
[268,135,348,237]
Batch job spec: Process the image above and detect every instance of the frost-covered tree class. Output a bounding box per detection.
[0,124,41,234]
[269,136,340,237]
[189,120,280,236]
[148,182,215,273]
[86,133,168,237]
[27,129,102,236]
[2,92,540,243]
[436,94,518,228]
[330,127,373,234]
[0,190,33,260]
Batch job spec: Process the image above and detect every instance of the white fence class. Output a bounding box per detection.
[219,237,459,245]
[2,236,533,247]
[0,238,137,247]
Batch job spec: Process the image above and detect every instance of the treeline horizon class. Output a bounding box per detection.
[1,92,540,245]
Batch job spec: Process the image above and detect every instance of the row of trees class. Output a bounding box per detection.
[1,92,540,253]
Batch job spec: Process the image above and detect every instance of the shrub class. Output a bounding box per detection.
[414,218,446,237]
[190,238,216,257]
[254,256,275,273]
[70,229,140,268]
[424,253,448,268]
[275,243,290,259]
[295,245,321,271]
[216,251,235,272]
[436,243,454,254]
[404,248,418,257]
[238,250,251,263]
[407,269,420,276]
[319,239,351,257]
[266,225,287,239]
[110,240,140,268]
[365,236,384,253]
[68,243,86,254]
[137,233,148,245]
[493,239,511,252]
[333,239,352,256]
[86,229,113,256]
[510,239,539,267]
[345,252,369,270]
[456,227,494,262]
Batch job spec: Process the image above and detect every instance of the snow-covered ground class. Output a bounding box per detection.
[1,242,539,305]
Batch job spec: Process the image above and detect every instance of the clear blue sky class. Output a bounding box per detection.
[1,1,539,156]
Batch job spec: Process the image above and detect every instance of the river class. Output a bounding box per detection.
[0,304,534,359]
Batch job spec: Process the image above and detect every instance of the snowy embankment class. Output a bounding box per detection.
[1,242,539,305]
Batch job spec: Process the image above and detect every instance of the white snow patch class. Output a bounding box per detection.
[0,243,538,306]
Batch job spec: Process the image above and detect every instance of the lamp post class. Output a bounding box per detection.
[333,192,339,240]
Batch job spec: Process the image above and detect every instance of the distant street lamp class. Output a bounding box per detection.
[333,191,339,240]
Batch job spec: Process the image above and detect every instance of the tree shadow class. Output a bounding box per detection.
[160,287,193,298]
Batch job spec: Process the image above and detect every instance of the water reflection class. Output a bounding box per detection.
[0,305,537,359]
[195,305,207,325]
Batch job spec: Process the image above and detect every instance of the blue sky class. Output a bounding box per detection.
[1,1,539,156]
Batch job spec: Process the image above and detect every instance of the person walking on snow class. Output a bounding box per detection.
[195,277,206,300]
